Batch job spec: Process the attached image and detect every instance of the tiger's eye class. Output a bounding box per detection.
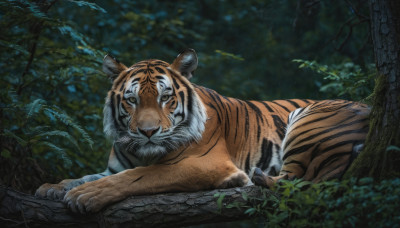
[161,95,170,102]
[128,97,137,104]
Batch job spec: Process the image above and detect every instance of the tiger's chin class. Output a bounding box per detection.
[135,143,168,159]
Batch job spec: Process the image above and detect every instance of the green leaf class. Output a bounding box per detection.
[1,149,11,159]
[37,130,80,151]
[67,0,107,13]
[38,141,72,168]
[26,99,46,118]
[216,193,226,210]
[2,129,27,147]
[244,208,256,215]
[44,107,94,148]
[215,50,245,61]
[0,40,29,55]
[386,145,400,152]
[242,192,248,201]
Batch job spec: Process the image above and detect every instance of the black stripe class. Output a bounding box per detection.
[165,156,188,165]
[283,160,307,174]
[283,143,315,161]
[295,118,368,147]
[172,77,180,90]
[256,139,273,170]
[291,111,340,131]
[245,153,251,173]
[314,152,351,179]
[179,79,194,113]
[284,126,324,149]
[113,147,132,169]
[258,101,274,112]
[207,89,225,114]
[130,175,144,184]
[300,99,312,104]
[311,139,365,160]
[256,124,261,142]
[110,92,120,131]
[108,166,118,174]
[155,67,166,74]
[234,106,239,141]
[208,103,221,124]
[153,61,169,66]
[162,148,188,163]
[225,105,230,136]
[119,80,126,92]
[272,101,291,113]
[130,69,146,78]
[221,95,234,105]
[245,101,264,124]
[199,138,219,157]
[272,115,285,139]
[286,99,301,108]
[179,91,185,106]
[244,106,249,139]
[116,94,127,128]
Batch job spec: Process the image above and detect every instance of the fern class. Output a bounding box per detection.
[37,130,81,152]
[58,25,88,46]
[26,99,46,119]
[2,129,27,147]
[43,107,94,148]
[0,40,29,55]
[38,141,72,168]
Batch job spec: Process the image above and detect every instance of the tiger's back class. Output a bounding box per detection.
[195,86,315,175]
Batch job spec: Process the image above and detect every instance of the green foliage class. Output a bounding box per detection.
[231,179,400,227]
[294,59,375,102]
[0,0,109,192]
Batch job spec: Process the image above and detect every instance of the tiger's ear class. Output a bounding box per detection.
[170,49,198,80]
[103,54,127,81]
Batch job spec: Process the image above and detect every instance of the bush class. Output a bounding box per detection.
[229,178,400,227]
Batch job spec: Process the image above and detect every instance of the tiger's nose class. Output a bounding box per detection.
[138,127,160,138]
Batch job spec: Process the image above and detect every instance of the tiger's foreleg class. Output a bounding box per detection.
[35,170,113,200]
[36,146,130,200]
[63,138,249,213]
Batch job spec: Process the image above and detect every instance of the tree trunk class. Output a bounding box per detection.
[345,0,400,180]
[0,185,276,227]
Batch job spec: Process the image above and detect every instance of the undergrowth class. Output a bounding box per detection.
[217,178,400,227]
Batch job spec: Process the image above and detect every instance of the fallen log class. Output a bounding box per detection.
[0,185,276,227]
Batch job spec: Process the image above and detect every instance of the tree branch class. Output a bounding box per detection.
[0,185,275,227]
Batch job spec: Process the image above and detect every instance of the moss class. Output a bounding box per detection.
[344,73,400,181]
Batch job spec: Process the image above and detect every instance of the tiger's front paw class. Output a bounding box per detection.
[35,179,84,200]
[35,183,67,200]
[217,170,250,188]
[63,177,122,214]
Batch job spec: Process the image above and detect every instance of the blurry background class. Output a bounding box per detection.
[0,0,374,193]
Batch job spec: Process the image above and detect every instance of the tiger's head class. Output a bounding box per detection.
[102,49,207,161]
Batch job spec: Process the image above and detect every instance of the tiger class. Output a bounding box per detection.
[35,49,369,213]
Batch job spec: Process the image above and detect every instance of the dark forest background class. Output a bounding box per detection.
[0,0,375,194]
